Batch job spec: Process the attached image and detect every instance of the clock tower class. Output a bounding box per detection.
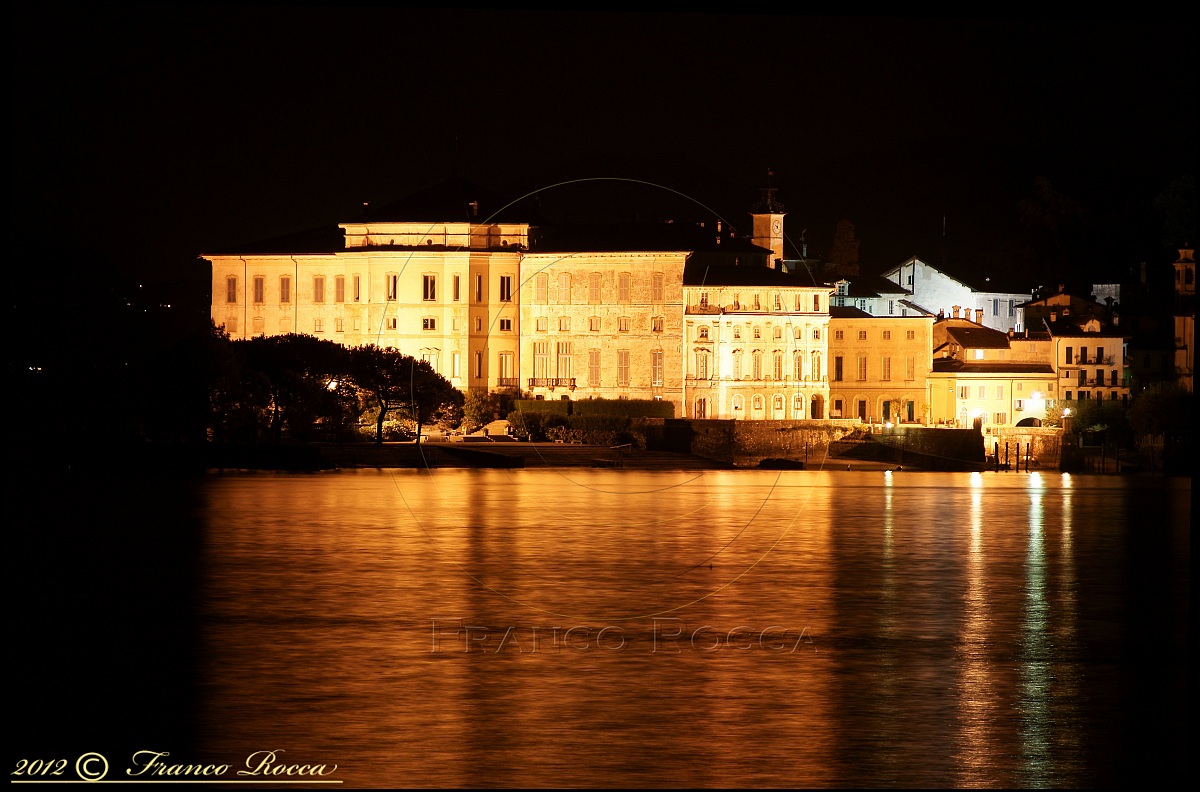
[750,181,786,269]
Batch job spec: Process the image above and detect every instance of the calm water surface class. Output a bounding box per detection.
[188,469,1188,788]
[12,468,1188,788]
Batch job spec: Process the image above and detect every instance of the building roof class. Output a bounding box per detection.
[534,221,767,255]
[829,306,873,319]
[683,259,824,287]
[933,359,1055,375]
[941,322,1012,349]
[207,223,348,256]
[842,275,911,298]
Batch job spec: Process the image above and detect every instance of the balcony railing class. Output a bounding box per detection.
[528,377,576,390]
[496,377,520,388]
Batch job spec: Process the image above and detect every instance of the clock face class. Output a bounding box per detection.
[772,219,781,234]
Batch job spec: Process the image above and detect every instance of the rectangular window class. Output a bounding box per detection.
[774,293,782,311]
[536,274,548,303]
[475,317,483,332]
[335,318,344,333]
[1015,399,1025,411]
[422,317,436,331]
[423,275,436,301]
[500,318,512,332]
[589,273,601,303]
[558,316,570,332]
[993,412,1007,424]
[618,272,631,303]
[883,330,891,340]
[978,386,986,399]
[353,275,361,302]
[533,342,550,379]
[858,330,867,340]
[959,386,970,399]
[882,356,891,381]
[452,352,461,378]
[335,276,345,303]
[589,316,601,332]
[835,330,844,341]
[474,274,483,303]
[498,352,513,380]
[652,273,664,302]
[387,317,397,330]
[813,295,820,311]
[226,277,238,304]
[834,356,844,382]
[558,273,571,304]
[313,276,325,303]
[280,276,291,304]
[906,329,915,340]
[387,275,398,301]
[474,351,483,379]
[314,318,324,333]
[996,386,1004,399]
[1097,346,1105,364]
[888,300,895,314]
[618,350,630,386]
[993,298,1000,316]
[253,276,264,304]
[588,349,601,386]
[536,316,548,332]
[499,275,513,302]
[906,356,915,380]
[651,350,664,385]
[226,317,237,333]
[556,342,573,380]
[813,328,821,341]
[353,317,362,331]
[652,316,664,332]
[1065,346,1073,364]
[618,317,630,332]
[453,275,460,302]
[857,356,867,380]
[1009,299,1015,317]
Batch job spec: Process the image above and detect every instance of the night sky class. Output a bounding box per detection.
[14,7,1197,300]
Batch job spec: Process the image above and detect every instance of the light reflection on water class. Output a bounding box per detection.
[194,469,1189,788]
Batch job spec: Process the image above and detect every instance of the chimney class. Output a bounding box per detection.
[952,305,960,318]
[1050,311,1057,322]
[974,308,983,324]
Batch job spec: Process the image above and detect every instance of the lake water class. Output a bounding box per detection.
[13,468,1189,788]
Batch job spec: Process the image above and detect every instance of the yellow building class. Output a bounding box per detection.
[828,307,934,424]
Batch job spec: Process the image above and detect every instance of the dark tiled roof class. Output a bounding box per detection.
[829,306,873,319]
[535,222,768,255]
[944,324,1011,349]
[684,259,822,287]
[933,359,1055,374]
[1042,319,1130,338]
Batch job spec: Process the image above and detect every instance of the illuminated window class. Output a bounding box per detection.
[253,276,264,304]
[882,356,891,381]
[452,352,461,378]
[773,352,783,380]
[813,295,821,311]
[883,330,891,340]
[619,317,630,332]
[858,330,867,341]
[423,275,437,301]
[618,350,631,385]
[698,326,709,340]
[536,316,548,332]
[651,349,663,385]
[588,273,601,303]
[590,316,601,332]
[353,275,361,302]
[279,276,291,304]
[335,276,345,303]
[835,330,844,340]
[225,276,237,304]
[618,272,631,303]
[335,318,344,333]
[387,274,398,301]
[773,293,781,310]
[499,275,513,302]
[752,351,762,380]
[588,349,601,386]
[535,274,548,302]
[857,356,867,380]
[422,317,436,331]
[559,316,570,332]
[500,318,513,332]
[812,328,821,341]
[773,326,783,340]
[453,275,460,302]
[558,273,571,304]
[652,273,664,302]
[906,329,915,340]
[313,276,325,303]
[314,318,324,333]
[652,316,663,333]
[387,316,397,330]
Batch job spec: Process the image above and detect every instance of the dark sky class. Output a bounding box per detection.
[14,7,1196,293]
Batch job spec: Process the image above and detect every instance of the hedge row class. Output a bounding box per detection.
[512,398,673,419]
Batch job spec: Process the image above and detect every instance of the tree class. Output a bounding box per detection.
[349,346,463,443]
[828,219,860,277]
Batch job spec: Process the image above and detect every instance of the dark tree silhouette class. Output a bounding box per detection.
[349,345,463,443]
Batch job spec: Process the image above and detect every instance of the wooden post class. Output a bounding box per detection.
[1005,442,1009,470]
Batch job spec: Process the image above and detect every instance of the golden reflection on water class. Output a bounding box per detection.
[193,469,1185,787]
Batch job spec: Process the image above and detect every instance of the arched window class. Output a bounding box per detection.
[732,394,744,413]
[794,327,803,340]
[811,351,822,380]
[773,352,783,380]
[773,326,783,340]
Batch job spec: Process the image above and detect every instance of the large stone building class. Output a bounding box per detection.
[881,256,1029,333]
[828,307,934,424]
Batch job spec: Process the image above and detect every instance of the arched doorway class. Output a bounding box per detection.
[810,394,824,419]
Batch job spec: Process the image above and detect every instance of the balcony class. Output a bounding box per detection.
[528,377,576,390]
[496,377,520,389]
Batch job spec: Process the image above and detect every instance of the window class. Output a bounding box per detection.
[335,276,345,303]
[475,317,483,332]
[733,327,741,339]
[652,316,664,332]
[618,272,631,303]
[959,386,970,399]
[858,330,867,340]
[882,356,891,381]
[422,317,436,331]
[857,356,867,380]
[474,274,483,303]
[559,316,570,332]
[535,273,548,303]
[1065,346,1073,364]
[811,352,822,380]
[888,301,895,314]
[499,275,513,302]
[253,276,265,304]
[651,349,664,385]
[993,412,1007,424]
[1097,346,1105,364]
[453,275,460,302]
[335,318,344,333]
[500,318,513,332]
[498,352,513,381]
[906,356,915,380]
[752,351,762,380]
[813,328,821,341]
[474,351,483,379]
[423,275,437,301]
[732,350,743,379]
[996,386,1004,399]
[558,273,571,304]
[993,299,1000,316]
[794,395,804,417]
[813,295,821,311]
[1064,391,1073,400]
[1009,299,1015,317]
[906,329,915,340]
[313,276,325,303]
[556,343,572,380]
[533,342,550,379]
[794,352,804,380]
[698,326,709,340]
[589,273,602,303]
[773,326,783,340]
[773,352,783,380]
[353,275,361,302]
[353,317,361,331]
[387,275,399,301]
[773,395,784,412]
[314,318,324,333]
[652,273,664,302]
[280,276,291,304]
[618,350,631,386]
[753,327,761,339]
[834,356,844,382]
[387,317,398,330]
[226,276,237,304]
[753,294,761,310]
[774,293,782,311]
[536,316,548,332]
[978,386,986,399]
[753,395,764,411]
[589,316,601,332]
[883,330,891,340]
[225,317,237,333]
[588,349,601,386]
[618,317,630,332]
[1015,399,1025,411]
[835,330,844,341]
